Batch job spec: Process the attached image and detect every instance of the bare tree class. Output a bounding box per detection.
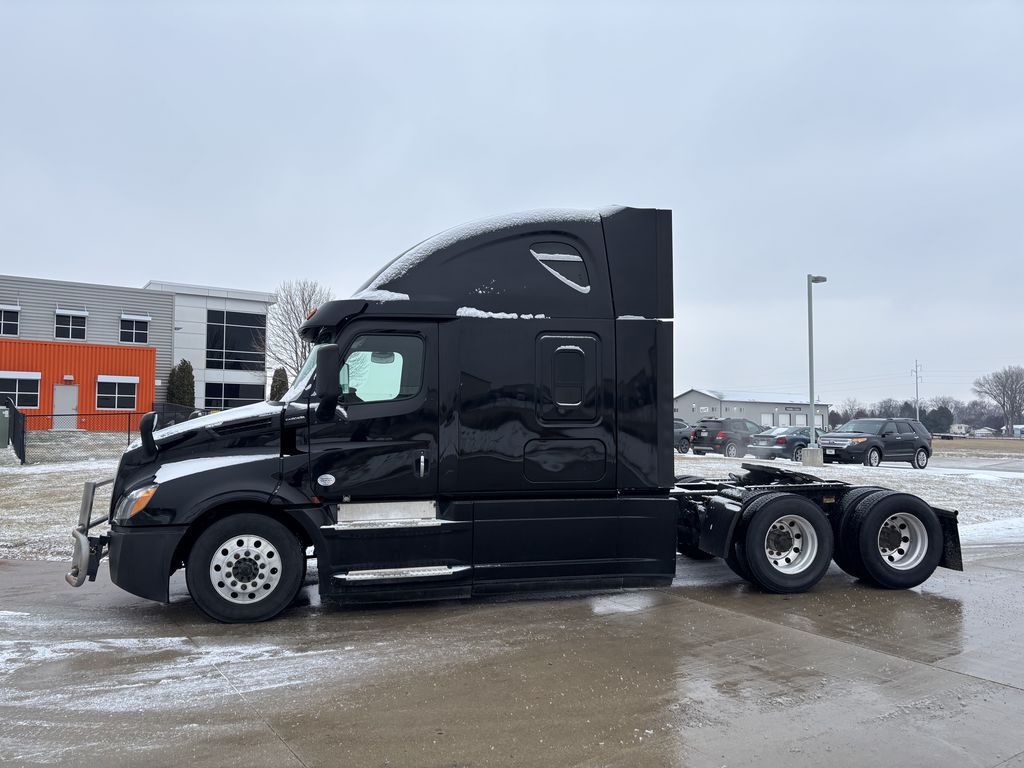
[872,398,901,418]
[263,280,334,381]
[929,395,965,422]
[973,366,1024,434]
[838,397,863,421]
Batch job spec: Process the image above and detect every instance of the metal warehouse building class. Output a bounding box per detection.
[0,274,275,429]
[675,388,831,429]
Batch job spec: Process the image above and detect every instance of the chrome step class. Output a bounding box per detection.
[334,565,470,582]
[322,518,456,531]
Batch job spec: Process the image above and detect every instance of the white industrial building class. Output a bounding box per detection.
[675,389,830,429]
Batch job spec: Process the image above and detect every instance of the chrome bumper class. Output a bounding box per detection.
[65,479,114,587]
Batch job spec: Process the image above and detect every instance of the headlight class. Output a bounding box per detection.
[848,437,868,444]
[113,485,158,523]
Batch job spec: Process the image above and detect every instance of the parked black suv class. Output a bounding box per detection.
[691,417,763,458]
[819,418,932,469]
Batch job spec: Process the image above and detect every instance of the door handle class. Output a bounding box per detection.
[416,452,427,478]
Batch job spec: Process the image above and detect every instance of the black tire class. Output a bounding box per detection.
[849,491,942,589]
[832,486,884,579]
[911,447,929,469]
[724,442,739,458]
[741,494,834,593]
[723,491,786,584]
[676,439,691,454]
[186,513,305,623]
[792,444,805,462]
[863,447,882,467]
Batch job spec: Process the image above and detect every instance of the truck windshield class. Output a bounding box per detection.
[279,345,324,402]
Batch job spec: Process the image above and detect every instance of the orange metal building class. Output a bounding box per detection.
[0,339,155,431]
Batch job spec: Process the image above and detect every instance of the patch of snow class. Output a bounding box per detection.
[457,307,518,319]
[358,208,600,292]
[154,454,279,484]
[351,289,410,302]
[556,345,584,353]
[152,401,284,441]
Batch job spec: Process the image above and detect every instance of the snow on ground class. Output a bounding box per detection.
[675,452,1024,537]
[0,454,120,561]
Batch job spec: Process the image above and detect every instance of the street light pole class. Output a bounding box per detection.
[806,274,827,461]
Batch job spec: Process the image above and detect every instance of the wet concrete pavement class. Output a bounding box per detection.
[3,540,1024,767]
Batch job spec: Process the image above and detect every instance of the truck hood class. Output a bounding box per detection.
[152,401,292,443]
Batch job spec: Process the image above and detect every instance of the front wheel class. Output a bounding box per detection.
[863,447,882,467]
[186,513,305,623]
[911,448,929,469]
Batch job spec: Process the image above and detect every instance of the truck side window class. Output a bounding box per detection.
[340,335,424,404]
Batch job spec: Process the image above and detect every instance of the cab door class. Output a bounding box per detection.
[880,421,905,460]
[307,322,438,501]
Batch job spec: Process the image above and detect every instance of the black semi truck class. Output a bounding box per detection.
[66,206,962,622]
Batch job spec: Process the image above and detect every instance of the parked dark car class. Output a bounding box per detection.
[747,426,823,462]
[818,418,932,469]
[674,419,694,453]
[691,417,763,458]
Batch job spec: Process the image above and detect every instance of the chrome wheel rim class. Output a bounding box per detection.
[916,449,928,467]
[726,444,737,457]
[793,446,803,462]
[763,514,817,574]
[209,535,282,604]
[877,514,928,571]
[869,449,880,466]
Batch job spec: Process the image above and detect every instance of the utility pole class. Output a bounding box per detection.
[911,360,923,420]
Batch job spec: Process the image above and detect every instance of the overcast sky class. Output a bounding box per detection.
[1,0,1021,405]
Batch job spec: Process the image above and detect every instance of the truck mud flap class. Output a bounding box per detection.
[697,495,742,559]
[933,506,963,571]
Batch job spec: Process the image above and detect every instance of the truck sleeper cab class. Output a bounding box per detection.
[66,206,962,623]
[68,206,679,622]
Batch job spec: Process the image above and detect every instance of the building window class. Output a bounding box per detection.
[0,308,18,336]
[205,310,266,371]
[0,373,40,409]
[96,378,138,410]
[120,319,149,344]
[205,382,266,409]
[760,413,773,427]
[55,313,87,340]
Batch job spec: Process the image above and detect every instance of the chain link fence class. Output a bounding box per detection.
[7,402,204,466]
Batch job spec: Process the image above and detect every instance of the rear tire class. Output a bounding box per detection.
[849,491,942,589]
[186,513,304,623]
[724,442,739,458]
[833,486,884,579]
[792,445,804,462]
[741,494,834,593]
[676,439,691,454]
[911,447,929,469]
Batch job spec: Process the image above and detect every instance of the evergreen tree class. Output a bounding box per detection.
[269,367,289,401]
[166,360,196,407]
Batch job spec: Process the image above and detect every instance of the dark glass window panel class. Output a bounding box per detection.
[23,380,39,394]
[0,378,14,391]
[97,395,116,409]
[120,320,133,332]
[226,311,265,328]
[205,384,223,397]
[1,322,16,335]
[97,382,117,396]
[72,316,86,328]
[224,325,262,352]
[206,325,224,350]
[207,310,225,323]
[119,331,133,342]
[20,393,38,408]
